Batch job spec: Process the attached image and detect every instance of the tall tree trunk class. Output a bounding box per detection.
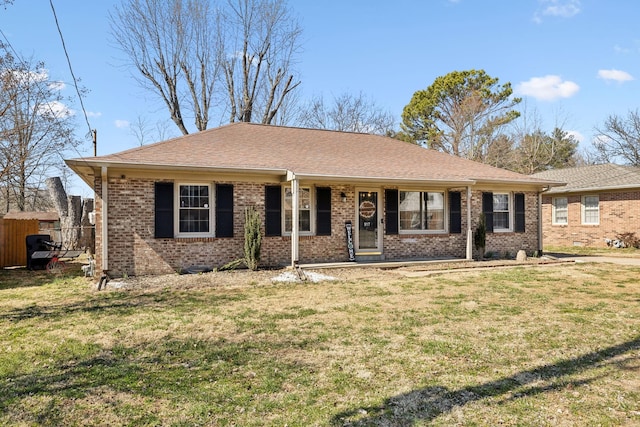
[46,177,90,250]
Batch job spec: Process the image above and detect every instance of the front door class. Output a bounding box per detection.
[357,190,382,253]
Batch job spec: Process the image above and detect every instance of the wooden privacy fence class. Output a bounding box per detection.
[0,218,39,268]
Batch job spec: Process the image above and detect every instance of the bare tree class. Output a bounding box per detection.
[296,92,396,135]
[110,0,302,133]
[222,0,302,124]
[0,54,79,212]
[130,115,174,146]
[484,133,514,170]
[110,0,221,135]
[593,110,640,166]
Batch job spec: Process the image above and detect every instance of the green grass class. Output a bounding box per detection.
[1,261,640,426]
[545,245,640,257]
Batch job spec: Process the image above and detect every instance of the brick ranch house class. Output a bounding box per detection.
[66,123,561,277]
[533,163,640,248]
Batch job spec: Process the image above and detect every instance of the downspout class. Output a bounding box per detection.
[290,177,299,267]
[100,166,109,278]
[466,185,473,260]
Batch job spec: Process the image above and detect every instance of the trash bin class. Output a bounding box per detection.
[26,234,51,270]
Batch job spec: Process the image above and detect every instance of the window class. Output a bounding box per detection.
[493,193,510,231]
[553,197,568,225]
[582,195,599,224]
[265,185,330,236]
[399,191,445,232]
[178,184,211,234]
[155,182,233,238]
[284,187,312,234]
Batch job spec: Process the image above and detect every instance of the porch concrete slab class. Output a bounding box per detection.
[299,257,469,270]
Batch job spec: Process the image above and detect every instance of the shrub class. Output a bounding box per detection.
[616,232,640,249]
[244,206,262,270]
[474,213,486,255]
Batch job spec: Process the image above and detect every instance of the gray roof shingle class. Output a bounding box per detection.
[532,163,640,193]
[68,123,558,187]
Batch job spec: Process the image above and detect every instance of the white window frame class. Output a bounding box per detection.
[552,197,568,225]
[175,183,213,237]
[493,192,512,232]
[284,186,314,236]
[398,190,446,234]
[581,195,599,225]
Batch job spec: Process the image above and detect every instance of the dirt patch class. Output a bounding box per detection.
[98,256,572,291]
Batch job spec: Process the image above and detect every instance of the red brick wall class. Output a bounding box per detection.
[93,175,541,276]
[541,191,640,248]
[471,190,541,257]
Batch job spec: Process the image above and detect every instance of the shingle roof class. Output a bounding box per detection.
[531,164,640,193]
[67,122,556,187]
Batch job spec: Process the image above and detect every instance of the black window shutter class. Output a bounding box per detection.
[216,184,234,237]
[265,185,282,236]
[385,189,399,235]
[514,193,525,233]
[155,182,174,238]
[316,187,332,236]
[482,192,494,233]
[449,191,462,234]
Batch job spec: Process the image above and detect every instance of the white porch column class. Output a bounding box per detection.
[538,191,544,255]
[290,177,299,267]
[101,166,109,271]
[466,186,473,260]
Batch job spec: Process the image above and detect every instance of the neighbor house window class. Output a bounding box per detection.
[178,184,211,234]
[493,193,510,231]
[284,187,312,234]
[399,191,445,232]
[582,195,599,225]
[553,197,568,225]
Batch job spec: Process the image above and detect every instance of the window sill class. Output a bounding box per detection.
[175,234,216,242]
[399,230,447,235]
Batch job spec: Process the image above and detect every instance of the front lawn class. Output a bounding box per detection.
[1,262,639,426]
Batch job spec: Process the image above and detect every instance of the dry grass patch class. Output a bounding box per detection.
[1,261,640,426]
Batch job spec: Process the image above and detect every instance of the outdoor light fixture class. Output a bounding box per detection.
[341,192,347,202]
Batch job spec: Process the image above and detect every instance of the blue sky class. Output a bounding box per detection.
[1,0,638,195]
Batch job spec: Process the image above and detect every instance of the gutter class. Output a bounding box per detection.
[544,183,640,194]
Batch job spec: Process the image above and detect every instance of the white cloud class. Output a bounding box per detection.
[87,111,102,118]
[566,130,584,143]
[3,68,49,85]
[614,44,631,54]
[597,69,634,83]
[515,75,580,101]
[37,100,75,118]
[115,119,130,128]
[533,0,581,23]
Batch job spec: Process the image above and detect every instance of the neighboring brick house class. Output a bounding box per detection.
[66,123,558,277]
[532,164,640,248]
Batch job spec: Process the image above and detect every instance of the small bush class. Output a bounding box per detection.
[616,232,640,249]
[474,213,486,256]
[244,206,262,270]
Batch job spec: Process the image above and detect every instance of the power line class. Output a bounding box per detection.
[0,25,94,195]
[48,0,94,138]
